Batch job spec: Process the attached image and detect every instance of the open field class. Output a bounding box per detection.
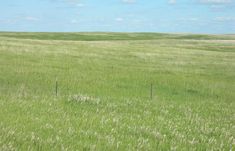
[0,32,235,150]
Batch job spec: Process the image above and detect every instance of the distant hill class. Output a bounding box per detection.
[1,32,235,41]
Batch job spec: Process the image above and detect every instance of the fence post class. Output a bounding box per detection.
[55,78,58,97]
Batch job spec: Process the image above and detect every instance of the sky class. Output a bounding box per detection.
[0,0,235,33]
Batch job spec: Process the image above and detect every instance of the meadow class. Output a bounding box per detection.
[0,32,235,150]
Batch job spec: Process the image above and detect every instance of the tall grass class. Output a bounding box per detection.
[0,33,235,150]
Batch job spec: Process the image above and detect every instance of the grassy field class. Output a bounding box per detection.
[0,32,235,150]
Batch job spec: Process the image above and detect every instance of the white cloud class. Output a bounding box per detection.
[115,17,124,22]
[0,16,39,24]
[24,16,39,21]
[178,17,199,22]
[54,0,85,7]
[65,0,80,4]
[122,0,136,4]
[214,16,235,21]
[0,19,17,24]
[199,0,232,4]
[168,0,177,4]
[197,0,234,10]
[76,3,85,7]
[71,19,78,24]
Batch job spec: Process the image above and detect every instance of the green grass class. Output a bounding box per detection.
[0,32,235,150]
[1,32,235,41]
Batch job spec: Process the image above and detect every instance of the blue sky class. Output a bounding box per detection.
[0,0,235,33]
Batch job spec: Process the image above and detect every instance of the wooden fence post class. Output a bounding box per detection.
[150,83,153,100]
[55,78,58,96]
